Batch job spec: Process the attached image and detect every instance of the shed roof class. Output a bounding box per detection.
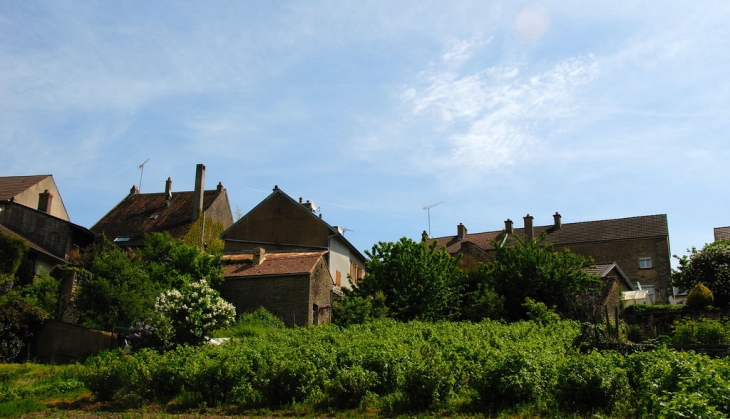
[222,251,328,278]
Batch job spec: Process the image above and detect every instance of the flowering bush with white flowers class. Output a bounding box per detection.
[153,279,235,347]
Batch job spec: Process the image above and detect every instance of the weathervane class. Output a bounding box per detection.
[423,201,445,238]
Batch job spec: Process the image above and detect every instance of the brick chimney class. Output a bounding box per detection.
[192,164,205,220]
[553,212,562,230]
[457,223,467,240]
[217,182,223,193]
[523,214,534,240]
[504,219,513,234]
[129,185,139,195]
[38,190,53,213]
[252,247,266,265]
[165,177,172,199]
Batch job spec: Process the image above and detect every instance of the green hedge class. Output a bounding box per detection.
[82,319,730,417]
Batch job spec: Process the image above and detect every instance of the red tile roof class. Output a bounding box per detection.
[431,214,668,254]
[222,251,327,278]
[0,175,51,200]
[91,189,224,246]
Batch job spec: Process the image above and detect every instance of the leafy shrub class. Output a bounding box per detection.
[522,297,560,325]
[686,283,715,309]
[623,304,683,314]
[222,307,285,338]
[152,279,236,347]
[556,350,630,414]
[670,317,729,345]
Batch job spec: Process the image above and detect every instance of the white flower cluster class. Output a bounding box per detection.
[154,279,236,344]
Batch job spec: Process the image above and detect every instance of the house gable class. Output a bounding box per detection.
[222,187,331,251]
[0,174,70,221]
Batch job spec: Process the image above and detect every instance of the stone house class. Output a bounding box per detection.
[714,226,730,241]
[430,213,672,303]
[218,249,334,327]
[91,164,233,247]
[221,186,366,289]
[0,175,95,279]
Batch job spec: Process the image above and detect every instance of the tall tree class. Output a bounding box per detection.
[354,237,464,322]
[477,234,601,321]
[672,240,730,307]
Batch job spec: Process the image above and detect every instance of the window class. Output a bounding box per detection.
[638,257,653,269]
[335,270,342,286]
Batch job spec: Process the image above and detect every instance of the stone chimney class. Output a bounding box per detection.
[37,190,53,213]
[553,212,562,230]
[192,164,205,220]
[457,223,467,240]
[129,185,139,195]
[217,182,223,193]
[524,214,534,240]
[252,247,266,265]
[504,219,514,234]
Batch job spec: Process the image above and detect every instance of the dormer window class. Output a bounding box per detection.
[149,214,159,220]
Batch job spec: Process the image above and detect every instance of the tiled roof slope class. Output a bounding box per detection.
[714,226,730,241]
[431,214,668,254]
[222,251,327,278]
[0,175,50,199]
[91,190,222,246]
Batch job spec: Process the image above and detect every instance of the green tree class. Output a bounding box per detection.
[138,231,224,288]
[76,236,156,330]
[672,240,730,306]
[180,213,226,255]
[0,231,28,276]
[354,237,465,322]
[476,234,601,321]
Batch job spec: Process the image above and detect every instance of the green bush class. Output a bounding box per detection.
[686,283,715,309]
[80,319,730,417]
[670,317,729,345]
[556,350,630,414]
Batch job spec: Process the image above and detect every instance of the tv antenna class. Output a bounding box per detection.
[423,201,444,238]
[138,158,150,192]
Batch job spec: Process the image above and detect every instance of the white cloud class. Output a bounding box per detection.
[397,46,599,181]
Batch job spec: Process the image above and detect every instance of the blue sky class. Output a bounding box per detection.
[1,1,729,263]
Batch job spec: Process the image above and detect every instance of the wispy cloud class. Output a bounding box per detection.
[391,39,600,183]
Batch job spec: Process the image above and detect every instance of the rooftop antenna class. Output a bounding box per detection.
[423,201,444,238]
[138,158,149,192]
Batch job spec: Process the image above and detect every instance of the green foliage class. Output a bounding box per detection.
[355,237,465,321]
[220,307,286,338]
[556,350,630,414]
[0,294,45,363]
[670,317,730,345]
[673,240,730,306]
[180,213,226,255]
[0,363,85,416]
[475,234,602,321]
[151,279,236,347]
[458,269,505,322]
[76,232,225,332]
[138,231,224,288]
[0,232,27,276]
[76,235,155,330]
[13,270,60,318]
[686,282,715,309]
[332,290,388,327]
[522,297,561,325]
[623,303,683,314]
